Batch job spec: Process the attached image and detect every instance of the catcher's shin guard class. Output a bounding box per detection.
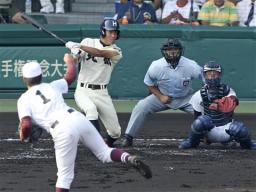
[226,121,256,150]
[128,156,152,179]
[179,132,202,149]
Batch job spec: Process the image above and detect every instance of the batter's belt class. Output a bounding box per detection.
[80,83,107,90]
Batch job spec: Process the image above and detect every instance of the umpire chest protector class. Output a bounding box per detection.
[200,84,233,126]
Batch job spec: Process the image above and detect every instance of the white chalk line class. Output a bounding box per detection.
[0,138,182,142]
[0,138,189,160]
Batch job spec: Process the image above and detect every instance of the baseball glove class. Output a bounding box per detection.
[28,125,43,143]
[19,124,43,143]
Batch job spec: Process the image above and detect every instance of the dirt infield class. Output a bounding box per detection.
[0,112,256,192]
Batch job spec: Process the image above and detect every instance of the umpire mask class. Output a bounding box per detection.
[161,38,183,69]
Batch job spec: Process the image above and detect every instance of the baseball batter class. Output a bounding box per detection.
[180,61,256,149]
[65,18,122,147]
[122,38,203,147]
[17,54,152,192]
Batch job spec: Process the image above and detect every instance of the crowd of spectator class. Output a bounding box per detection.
[0,0,65,24]
[0,0,255,27]
[115,0,256,27]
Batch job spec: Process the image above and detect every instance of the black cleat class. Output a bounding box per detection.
[128,156,152,179]
[121,138,133,147]
[121,134,133,147]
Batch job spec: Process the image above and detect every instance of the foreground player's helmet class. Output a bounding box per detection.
[100,19,120,40]
[161,38,183,69]
[203,61,222,87]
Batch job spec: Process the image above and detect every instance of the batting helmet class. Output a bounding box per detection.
[100,19,120,40]
[203,61,222,87]
[161,38,183,69]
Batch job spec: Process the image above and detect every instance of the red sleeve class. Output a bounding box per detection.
[19,116,32,140]
[214,96,238,113]
[63,58,76,86]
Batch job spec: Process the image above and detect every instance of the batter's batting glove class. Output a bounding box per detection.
[65,41,81,50]
[70,47,80,56]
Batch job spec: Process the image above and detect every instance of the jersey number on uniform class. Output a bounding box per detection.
[36,90,51,104]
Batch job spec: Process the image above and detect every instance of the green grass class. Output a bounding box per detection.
[1,99,255,113]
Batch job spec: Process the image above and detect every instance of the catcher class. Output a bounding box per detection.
[17,54,152,192]
[180,61,256,150]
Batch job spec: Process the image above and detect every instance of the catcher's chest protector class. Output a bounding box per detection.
[200,84,233,126]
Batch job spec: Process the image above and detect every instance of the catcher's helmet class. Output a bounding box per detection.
[100,19,120,40]
[161,38,183,68]
[203,61,222,87]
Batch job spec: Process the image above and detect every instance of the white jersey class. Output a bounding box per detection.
[17,79,71,133]
[78,38,122,85]
[189,88,237,113]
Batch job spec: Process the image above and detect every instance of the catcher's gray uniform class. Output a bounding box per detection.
[125,56,202,139]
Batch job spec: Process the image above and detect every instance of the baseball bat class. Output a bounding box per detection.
[20,12,66,44]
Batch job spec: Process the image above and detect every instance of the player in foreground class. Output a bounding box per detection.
[17,54,152,192]
[180,61,256,150]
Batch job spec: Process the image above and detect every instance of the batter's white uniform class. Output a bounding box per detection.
[17,79,113,189]
[75,38,122,139]
[189,88,237,143]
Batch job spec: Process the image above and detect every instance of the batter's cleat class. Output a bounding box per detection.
[121,134,133,147]
[128,156,152,179]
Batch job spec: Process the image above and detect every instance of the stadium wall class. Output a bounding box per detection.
[0,24,255,100]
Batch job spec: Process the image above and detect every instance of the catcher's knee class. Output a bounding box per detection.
[226,121,250,140]
[192,115,214,134]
